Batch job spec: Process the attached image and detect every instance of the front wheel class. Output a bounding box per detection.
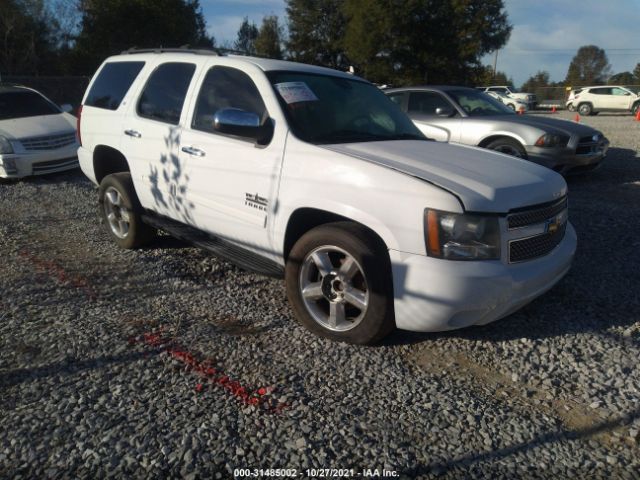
[98,173,156,249]
[285,222,395,344]
[632,102,640,116]
[485,138,527,159]
[567,103,575,112]
[578,103,593,116]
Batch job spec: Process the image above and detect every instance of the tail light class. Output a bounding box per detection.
[76,105,83,146]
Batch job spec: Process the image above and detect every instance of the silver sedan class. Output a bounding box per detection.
[386,86,609,174]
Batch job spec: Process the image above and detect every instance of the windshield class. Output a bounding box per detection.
[0,91,60,120]
[448,89,515,117]
[267,71,425,144]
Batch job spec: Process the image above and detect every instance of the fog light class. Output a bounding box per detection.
[2,158,18,174]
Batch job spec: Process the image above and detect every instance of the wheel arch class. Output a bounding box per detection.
[93,145,131,184]
[282,207,390,263]
[478,133,526,149]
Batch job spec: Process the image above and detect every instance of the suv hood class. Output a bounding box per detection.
[322,140,567,213]
[0,113,75,140]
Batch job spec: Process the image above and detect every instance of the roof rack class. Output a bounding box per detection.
[120,46,221,56]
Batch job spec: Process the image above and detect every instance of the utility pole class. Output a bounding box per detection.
[492,50,499,82]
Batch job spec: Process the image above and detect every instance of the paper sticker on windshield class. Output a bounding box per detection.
[275,82,319,104]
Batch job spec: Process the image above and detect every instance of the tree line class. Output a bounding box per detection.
[0,0,511,85]
[1,0,638,94]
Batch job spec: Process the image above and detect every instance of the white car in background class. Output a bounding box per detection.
[485,90,528,112]
[0,85,79,179]
[569,85,640,116]
[478,85,537,109]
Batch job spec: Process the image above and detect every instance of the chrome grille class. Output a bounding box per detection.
[509,224,566,263]
[20,132,77,151]
[507,197,567,229]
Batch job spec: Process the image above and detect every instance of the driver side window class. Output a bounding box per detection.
[192,66,267,134]
[408,92,452,116]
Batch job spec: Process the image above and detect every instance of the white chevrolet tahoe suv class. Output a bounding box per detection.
[78,49,576,344]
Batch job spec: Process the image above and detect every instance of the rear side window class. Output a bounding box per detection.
[590,88,611,95]
[137,62,196,125]
[85,61,145,110]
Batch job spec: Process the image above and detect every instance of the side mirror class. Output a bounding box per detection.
[60,104,73,113]
[435,106,454,117]
[213,108,272,144]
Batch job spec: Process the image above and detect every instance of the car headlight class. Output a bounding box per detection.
[534,133,569,148]
[425,209,501,260]
[0,136,14,154]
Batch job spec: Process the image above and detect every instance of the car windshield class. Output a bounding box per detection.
[448,89,514,116]
[0,90,60,120]
[267,71,426,144]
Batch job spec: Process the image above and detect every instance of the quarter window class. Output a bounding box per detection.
[137,62,196,125]
[85,61,145,110]
[192,66,267,135]
[408,91,453,116]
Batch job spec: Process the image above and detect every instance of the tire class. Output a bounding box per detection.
[567,103,575,112]
[485,137,527,159]
[507,103,515,110]
[578,103,592,116]
[632,102,640,116]
[98,172,156,249]
[285,222,395,344]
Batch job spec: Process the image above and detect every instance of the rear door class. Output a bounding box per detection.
[122,61,198,218]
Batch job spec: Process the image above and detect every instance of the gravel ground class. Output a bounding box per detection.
[1,111,639,479]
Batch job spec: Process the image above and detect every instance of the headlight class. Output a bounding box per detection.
[0,136,14,154]
[425,209,500,260]
[535,133,569,148]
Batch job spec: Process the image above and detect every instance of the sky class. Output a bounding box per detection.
[201,0,640,87]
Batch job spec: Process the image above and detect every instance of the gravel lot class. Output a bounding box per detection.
[1,111,639,479]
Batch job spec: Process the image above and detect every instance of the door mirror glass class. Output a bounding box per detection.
[435,106,454,117]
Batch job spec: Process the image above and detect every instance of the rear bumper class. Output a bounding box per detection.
[0,148,79,178]
[389,222,576,332]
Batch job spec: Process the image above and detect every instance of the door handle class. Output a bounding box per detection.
[181,146,205,157]
[124,129,141,138]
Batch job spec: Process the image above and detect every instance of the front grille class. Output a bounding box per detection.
[509,223,566,263]
[507,197,567,229]
[576,134,604,155]
[20,132,77,151]
[32,156,78,173]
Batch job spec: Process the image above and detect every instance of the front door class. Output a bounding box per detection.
[178,64,285,259]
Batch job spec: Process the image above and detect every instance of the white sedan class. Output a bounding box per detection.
[0,85,79,178]
[485,90,529,112]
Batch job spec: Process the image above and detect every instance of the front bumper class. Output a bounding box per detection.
[525,137,609,175]
[389,222,576,332]
[0,147,79,178]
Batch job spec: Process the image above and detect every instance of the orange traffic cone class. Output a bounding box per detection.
[574,113,580,122]
[635,109,640,121]
[551,106,557,114]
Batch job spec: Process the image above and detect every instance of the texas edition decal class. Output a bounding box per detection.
[245,193,268,212]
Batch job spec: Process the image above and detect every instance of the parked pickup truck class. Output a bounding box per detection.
[78,49,576,344]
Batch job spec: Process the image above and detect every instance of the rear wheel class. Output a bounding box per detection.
[485,138,527,159]
[285,222,395,344]
[98,173,156,249]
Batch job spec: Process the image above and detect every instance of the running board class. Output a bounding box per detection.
[141,213,284,278]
